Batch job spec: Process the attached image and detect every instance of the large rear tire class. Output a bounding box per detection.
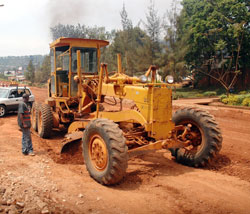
[31,102,39,131]
[82,119,128,185]
[171,108,222,167]
[37,103,53,138]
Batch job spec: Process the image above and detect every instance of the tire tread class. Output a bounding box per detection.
[37,103,53,138]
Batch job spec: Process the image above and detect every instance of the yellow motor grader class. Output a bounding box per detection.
[31,37,222,185]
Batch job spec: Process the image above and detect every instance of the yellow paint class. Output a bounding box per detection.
[99,110,148,128]
[68,121,90,133]
[117,54,122,74]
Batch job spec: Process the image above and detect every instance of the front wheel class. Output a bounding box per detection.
[171,108,222,167]
[82,119,128,185]
[0,105,6,117]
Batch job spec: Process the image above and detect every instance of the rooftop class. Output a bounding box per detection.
[50,37,109,49]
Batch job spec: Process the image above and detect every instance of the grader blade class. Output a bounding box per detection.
[61,132,83,154]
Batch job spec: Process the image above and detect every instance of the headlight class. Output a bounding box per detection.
[139,75,148,83]
[73,75,79,83]
[166,75,174,84]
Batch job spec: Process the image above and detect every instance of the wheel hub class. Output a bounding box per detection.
[89,135,108,171]
[0,107,4,116]
[178,122,203,154]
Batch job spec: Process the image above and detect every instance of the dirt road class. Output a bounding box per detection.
[0,87,250,214]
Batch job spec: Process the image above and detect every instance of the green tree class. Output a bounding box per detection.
[180,0,250,91]
[106,27,150,76]
[105,5,151,76]
[50,23,113,41]
[35,55,51,83]
[0,73,7,80]
[120,3,133,31]
[118,3,134,75]
[144,0,162,65]
[25,60,35,84]
[162,0,187,81]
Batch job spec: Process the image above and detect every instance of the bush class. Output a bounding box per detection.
[239,91,247,95]
[219,94,227,101]
[195,93,204,97]
[237,95,247,104]
[221,94,250,106]
[172,94,178,100]
[222,96,239,105]
[175,93,185,98]
[242,98,250,106]
[203,91,217,97]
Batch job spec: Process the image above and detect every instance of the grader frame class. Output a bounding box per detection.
[32,37,222,185]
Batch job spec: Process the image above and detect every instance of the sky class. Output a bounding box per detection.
[0,0,173,57]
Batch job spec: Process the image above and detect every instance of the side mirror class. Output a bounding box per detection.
[9,94,15,98]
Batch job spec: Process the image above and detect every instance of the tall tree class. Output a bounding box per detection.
[118,4,134,75]
[35,56,51,84]
[162,0,187,81]
[106,4,151,76]
[144,0,162,65]
[108,27,150,76]
[25,60,35,84]
[120,3,133,31]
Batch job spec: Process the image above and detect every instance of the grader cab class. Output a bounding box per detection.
[31,37,222,185]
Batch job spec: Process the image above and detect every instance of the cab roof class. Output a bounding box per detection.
[50,37,109,49]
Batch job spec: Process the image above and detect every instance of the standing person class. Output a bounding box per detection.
[17,94,35,156]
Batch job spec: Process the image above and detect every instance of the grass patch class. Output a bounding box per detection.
[173,88,219,99]
[173,88,204,99]
[173,87,250,102]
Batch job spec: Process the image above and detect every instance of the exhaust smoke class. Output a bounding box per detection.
[47,0,86,27]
